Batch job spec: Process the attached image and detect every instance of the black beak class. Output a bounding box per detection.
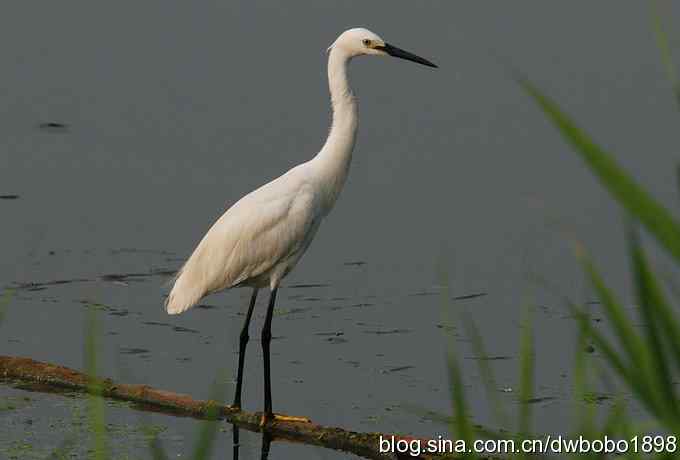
[377,43,437,68]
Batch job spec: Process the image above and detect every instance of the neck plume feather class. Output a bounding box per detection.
[312,46,359,214]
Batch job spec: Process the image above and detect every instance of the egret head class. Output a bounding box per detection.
[328,28,437,68]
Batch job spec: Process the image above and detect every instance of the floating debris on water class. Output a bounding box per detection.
[0,195,19,200]
[382,365,415,374]
[343,261,366,267]
[525,396,557,404]
[326,337,347,344]
[38,122,69,132]
[0,396,33,412]
[452,292,487,301]
[287,283,330,289]
[15,278,90,290]
[142,321,198,334]
[143,321,172,327]
[14,268,177,291]
[99,273,149,283]
[465,356,512,361]
[363,328,411,335]
[315,331,344,336]
[151,269,177,277]
[119,347,150,355]
[409,290,439,297]
[78,300,134,317]
[583,392,611,404]
[275,306,311,316]
[110,248,175,255]
[330,303,360,311]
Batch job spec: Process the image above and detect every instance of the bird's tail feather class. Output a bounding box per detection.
[165,267,203,315]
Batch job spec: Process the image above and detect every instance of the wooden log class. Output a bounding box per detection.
[0,355,455,460]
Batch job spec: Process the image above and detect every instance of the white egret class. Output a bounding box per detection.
[165,27,436,425]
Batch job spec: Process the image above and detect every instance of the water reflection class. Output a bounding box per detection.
[260,432,272,459]
[232,425,272,460]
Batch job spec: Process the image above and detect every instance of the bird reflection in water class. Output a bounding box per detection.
[232,425,272,460]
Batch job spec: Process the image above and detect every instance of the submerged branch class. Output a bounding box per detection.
[0,355,455,460]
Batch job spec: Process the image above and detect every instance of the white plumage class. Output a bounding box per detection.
[163,27,435,422]
[166,28,435,315]
[166,163,322,314]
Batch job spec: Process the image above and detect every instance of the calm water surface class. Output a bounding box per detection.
[2,1,680,458]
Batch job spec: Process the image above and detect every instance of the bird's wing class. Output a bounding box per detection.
[166,165,320,314]
[219,179,320,288]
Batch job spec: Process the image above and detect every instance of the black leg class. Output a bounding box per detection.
[261,288,278,419]
[233,288,258,408]
[232,425,240,460]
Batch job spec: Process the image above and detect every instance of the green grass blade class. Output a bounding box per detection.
[602,398,642,460]
[632,246,680,373]
[573,317,595,437]
[677,164,680,209]
[517,302,534,443]
[459,309,509,429]
[578,251,648,364]
[650,0,680,109]
[570,301,680,433]
[578,250,659,408]
[568,304,651,411]
[191,369,228,460]
[601,396,625,435]
[146,426,170,460]
[149,440,170,460]
[627,224,680,417]
[192,405,221,460]
[407,405,508,440]
[84,304,109,460]
[576,252,678,427]
[518,78,680,263]
[45,436,76,460]
[0,287,14,327]
[445,353,474,455]
[437,264,475,456]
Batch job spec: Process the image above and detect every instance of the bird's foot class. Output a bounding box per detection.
[259,412,312,427]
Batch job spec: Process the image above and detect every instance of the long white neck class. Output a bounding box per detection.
[311,46,358,214]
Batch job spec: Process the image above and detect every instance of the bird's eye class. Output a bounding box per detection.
[362,39,372,47]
